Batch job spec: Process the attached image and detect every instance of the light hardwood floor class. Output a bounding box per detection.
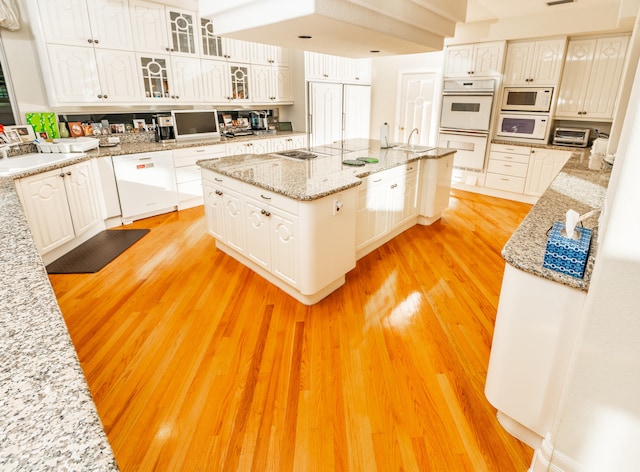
[50,189,533,471]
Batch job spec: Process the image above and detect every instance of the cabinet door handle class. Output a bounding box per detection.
[260,209,266,215]
[215,190,223,196]
[94,39,99,44]
[59,172,65,177]
[265,211,271,217]
[390,183,398,189]
[87,39,93,43]
[66,171,72,176]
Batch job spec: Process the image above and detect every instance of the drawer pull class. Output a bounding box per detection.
[372,178,382,183]
[260,194,271,200]
[196,149,205,153]
[214,177,223,182]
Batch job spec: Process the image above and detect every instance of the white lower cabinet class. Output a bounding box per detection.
[202,168,357,304]
[485,144,531,194]
[269,135,307,153]
[17,160,103,254]
[174,144,225,209]
[243,187,298,287]
[356,163,418,254]
[226,138,271,156]
[524,148,572,196]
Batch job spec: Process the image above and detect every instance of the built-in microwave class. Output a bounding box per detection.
[501,87,553,112]
[496,113,550,142]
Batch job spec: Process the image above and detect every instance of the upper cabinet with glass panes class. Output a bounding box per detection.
[130,1,199,56]
[200,18,252,63]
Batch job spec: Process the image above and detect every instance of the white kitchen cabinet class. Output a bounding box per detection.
[36,0,133,50]
[243,186,298,287]
[46,44,141,105]
[485,144,531,194]
[444,41,505,77]
[201,59,230,102]
[524,148,571,196]
[305,52,372,84]
[17,160,102,255]
[251,42,289,66]
[556,34,630,120]
[251,65,292,104]
[174,144,225,209]
[226,139,270,156]
[130,1,198,56]
[270,135,307,153]
[503,38,567,86]
[309,82,344,147]
[137,53,202,102]
[202,168,357,304]
[356,163,418,254]
[203,173,245,254]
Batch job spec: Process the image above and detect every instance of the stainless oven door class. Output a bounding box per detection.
[438,131,488,171]
[440,94,494,132]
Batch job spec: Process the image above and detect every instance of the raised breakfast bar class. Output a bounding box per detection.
[197,139,456,305]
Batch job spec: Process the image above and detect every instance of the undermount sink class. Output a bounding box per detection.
[393,144,435,153]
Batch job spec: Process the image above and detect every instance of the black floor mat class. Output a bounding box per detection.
[46,229,150,274]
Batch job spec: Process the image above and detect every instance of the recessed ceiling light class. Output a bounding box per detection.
[546,0,575,5]
[298,35,312,39]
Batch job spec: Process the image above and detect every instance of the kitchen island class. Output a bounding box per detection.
[198,139,456,304]
[485,148,612,449]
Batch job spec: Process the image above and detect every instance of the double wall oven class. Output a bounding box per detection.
[438,79,495,172]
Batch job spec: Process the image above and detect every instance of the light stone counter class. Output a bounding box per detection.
[197,139,456,201]
[0,177,118,471]
[501,149,612,291]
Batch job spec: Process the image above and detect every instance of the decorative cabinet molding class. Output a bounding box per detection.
[444,41,505,77]
[503,38,566,86]
[556,34,630,120]
[27,0,292,107]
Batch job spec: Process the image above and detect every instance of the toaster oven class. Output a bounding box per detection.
[552,127,590,147]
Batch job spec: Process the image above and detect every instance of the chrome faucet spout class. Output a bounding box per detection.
[407,128,419,146]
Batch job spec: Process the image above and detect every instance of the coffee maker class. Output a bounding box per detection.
[155,115,176,143]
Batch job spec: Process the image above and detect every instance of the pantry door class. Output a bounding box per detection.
[396,73,438,145]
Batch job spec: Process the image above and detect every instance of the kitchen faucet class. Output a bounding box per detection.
[407,128,419,146]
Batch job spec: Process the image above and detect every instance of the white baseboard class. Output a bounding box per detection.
[530,434,585,472]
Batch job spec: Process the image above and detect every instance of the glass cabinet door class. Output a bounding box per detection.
[201,18,223,58]
[167,9,196,55]
[230,65,250,101]
[140,56,170,99]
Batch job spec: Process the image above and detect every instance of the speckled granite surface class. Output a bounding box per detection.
[197,139,455,200]
[502,150,612,291]
[0,177,118,471]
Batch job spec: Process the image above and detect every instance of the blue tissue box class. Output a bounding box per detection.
[543,222,592,278]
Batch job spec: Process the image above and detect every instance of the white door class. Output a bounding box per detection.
[87,0,133,50]
[244,199,271,270]
[130,0,170,54]
[63,161,102,236]
[251,64,272,102]
[201,59,230,102]
[396,73,438,145]
[270,210,297,286]
[95,49,142,102]
[46,44,101,103]
[36,0,91,46]
[165,7,199,56]
[308,82,343,147]
[170,56,202,101]
[343,84,371,140]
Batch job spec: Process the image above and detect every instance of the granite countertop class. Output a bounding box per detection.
[0,177,118,471]
[502,150,612,291]
[197,139,455,201]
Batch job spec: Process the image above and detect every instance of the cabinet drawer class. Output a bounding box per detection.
[174,145,226,167]
[202,169,243,192]
[485,173,525,193]
[489,150,530,164]
[242,183,298,215]
[491,143,532,155]
[487,159,528,177]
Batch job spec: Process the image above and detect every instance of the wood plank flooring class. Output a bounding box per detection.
[49,189,534,471]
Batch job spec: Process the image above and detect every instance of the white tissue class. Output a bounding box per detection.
[565,209,580,239]
[565,208,601,240]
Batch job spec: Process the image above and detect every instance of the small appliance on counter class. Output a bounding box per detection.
[552,127,590,147]
[154,115,176,143]
[589,135,610,169]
